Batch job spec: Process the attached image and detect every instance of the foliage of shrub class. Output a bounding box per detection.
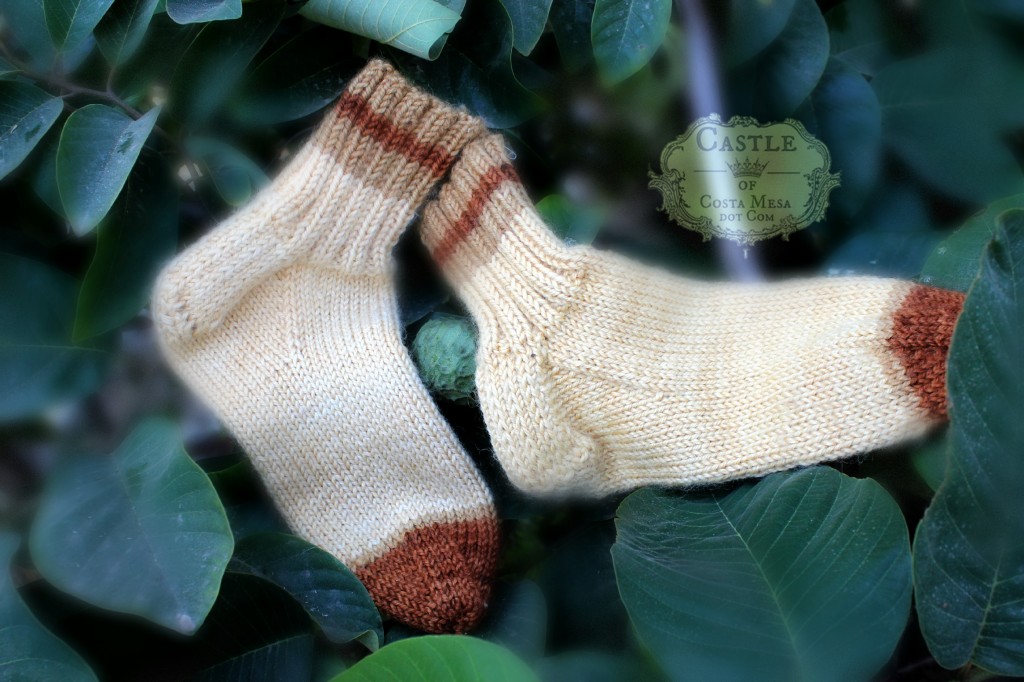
[1,0,1023,679]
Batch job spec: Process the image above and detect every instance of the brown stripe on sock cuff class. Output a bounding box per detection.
[334,91,459,178]
[432,163,520,266]
[888,284,965,419]
[355,517,500,634]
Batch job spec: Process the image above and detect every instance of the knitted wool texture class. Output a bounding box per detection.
[151,61,498,633]
[421,134,965,497]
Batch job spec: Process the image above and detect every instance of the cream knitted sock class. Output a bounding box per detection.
[152,61,498,633]
[421,134,964,497]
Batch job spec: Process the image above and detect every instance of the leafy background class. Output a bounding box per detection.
[1,0,1023,680]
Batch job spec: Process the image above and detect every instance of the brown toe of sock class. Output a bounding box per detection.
[888,284,966,419]
[356,517,500,634]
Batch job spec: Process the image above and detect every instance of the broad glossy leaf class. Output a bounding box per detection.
[166,0,240,23]
[0,82,62,180]
[914,210,1024,675]
[74,153,177,340]
[186,137,267,206]
[44,0,114,52]
[591,0,671,85]
[973,0,1024,19]
[300,0,462,61]
[873,50,1024,204]
[56,104,159,235]
[0,534,98,682]
[0,252,108,421]
[911,433,949,494]
[31,133,65,217]
[198,634,313,682]
[195,573,316,681]
[171,2,283,127]
[333,636,538,682]
[536,194,602,246]
[724,0,797,66]
[549,0,594,71]
[229,533,382,650]
[29,419,234,634]
[824,0,896,75]
[749,0,829,120]
[535,651,663,682]
[796,58,881,217]
[825,184,939,278]
[0,56,18,78]
[0,0,56,68]
[232,27,356,126]
[920,195,1024,292]
[475,580,546,662]
[613,468,912,682]
[499,0,552,55]
[95,0,160,64]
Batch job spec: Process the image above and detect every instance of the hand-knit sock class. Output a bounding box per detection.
[421,133,965,497]
[151,60,498,633]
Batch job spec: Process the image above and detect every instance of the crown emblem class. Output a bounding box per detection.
[726,157,768,178]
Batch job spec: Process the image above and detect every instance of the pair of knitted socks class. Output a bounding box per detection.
[153,60,963,634]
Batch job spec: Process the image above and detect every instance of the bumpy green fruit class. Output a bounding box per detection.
[411,313,478,404]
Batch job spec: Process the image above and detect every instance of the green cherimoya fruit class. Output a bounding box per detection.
[411,313,478,404]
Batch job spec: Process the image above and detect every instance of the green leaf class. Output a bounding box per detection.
[74,153,178,340]
[171,1,283,128]
[0,0,57,68]
[193,572,317,681]
[550,0,594,72]
[95,0,160,64]
[228,532,383,650]
[0,534,98,682]
[43,0,115,52]
[475,581,547,662]
[0,56,19,78]
[825,184,940,278]
[973,0,1024,20]
[911,433,949,494]
[535,651,664,682]
[333,635,538,682]
[300,0,462,61]
[231,26,356,126]
[0,252,109,422]
[824,0,896,76]
[724,0,797,66]
[872,49,1024,204]
[920,195,1024,292]
[499,0,552,55]
[913,210,1024,675]
[198,634,314,682]
[56,104,160,235]
[31,132,66,217]
[796,58,881,217]
[0,82,63,181]
[186,137,267,206]
[535,194,602,246]
[590,0,671,85]
[613,468,912,682]
[29,419,235,634]
[748,0,829,120]
[165,0,240,23]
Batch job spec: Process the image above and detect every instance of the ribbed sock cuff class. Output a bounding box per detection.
[311,59,485,189]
